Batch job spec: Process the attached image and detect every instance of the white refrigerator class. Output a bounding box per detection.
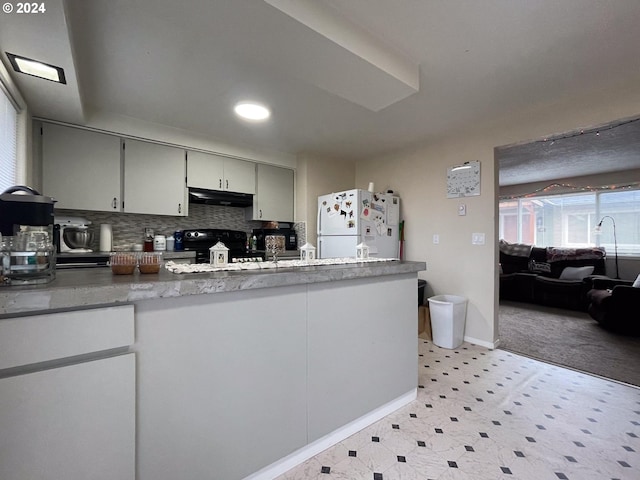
[317,189,401,259]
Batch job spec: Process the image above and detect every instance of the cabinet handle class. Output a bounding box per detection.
[112,197,117,209]
[259,209,263,219]
[178,203,182,214]
[219,179,222,189]
[226,179,229,189]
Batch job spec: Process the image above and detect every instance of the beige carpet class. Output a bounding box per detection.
[499,300,640,386]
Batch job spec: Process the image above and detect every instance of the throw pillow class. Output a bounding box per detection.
[632,273,640,288]
[559,266,594,280]
[528,260,551,273]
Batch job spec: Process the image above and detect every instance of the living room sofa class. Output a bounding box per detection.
[499,240,606,311]
[587,277,640,334]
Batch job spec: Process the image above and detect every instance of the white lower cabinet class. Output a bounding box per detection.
[135,288,308,480]
[0,305,136,480]
[0,353,136,480]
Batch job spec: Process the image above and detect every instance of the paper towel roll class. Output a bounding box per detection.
[99,224,113,252]
[368,182,375,193]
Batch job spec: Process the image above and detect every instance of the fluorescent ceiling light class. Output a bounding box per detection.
[6,53,66,84]
[234,102,271,121]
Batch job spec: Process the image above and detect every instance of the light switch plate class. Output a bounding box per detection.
[458,204,466,216]
[472,233,485,245]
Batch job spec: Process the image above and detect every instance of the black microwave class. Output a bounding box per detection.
[252,229,297,251]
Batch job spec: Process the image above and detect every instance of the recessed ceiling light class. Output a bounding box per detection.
[6,52,66,84]
[234,102,271,121]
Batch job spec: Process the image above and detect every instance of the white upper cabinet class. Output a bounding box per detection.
[123,140,187,216]
[248,163,294,222]
[42,123,122,211]
[187,151,255,194]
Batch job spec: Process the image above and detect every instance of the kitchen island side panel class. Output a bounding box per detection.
[134,286,308,480]
[306,273,418,441]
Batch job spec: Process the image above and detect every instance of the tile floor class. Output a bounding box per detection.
[276,339,640,479]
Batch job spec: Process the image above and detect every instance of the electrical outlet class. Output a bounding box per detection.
[458,204,466,216]
[433,234,440,244]
[472,233,485,245]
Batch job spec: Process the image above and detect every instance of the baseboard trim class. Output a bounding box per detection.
[464,335,500,350]
[243,388,418,480]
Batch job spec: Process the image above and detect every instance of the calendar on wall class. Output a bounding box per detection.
[446,160,480,198]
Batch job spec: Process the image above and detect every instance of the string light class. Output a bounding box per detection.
[499,182,640,200]
[534,117,640,146]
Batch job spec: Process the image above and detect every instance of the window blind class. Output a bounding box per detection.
[0,85,17,193]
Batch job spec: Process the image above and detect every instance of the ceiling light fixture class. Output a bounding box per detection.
[6,52,66,84]
[234,102,271,121]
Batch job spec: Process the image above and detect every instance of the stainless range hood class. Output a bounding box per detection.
[188,188,253,207]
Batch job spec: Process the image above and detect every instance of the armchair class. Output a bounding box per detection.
[587,278,640,334]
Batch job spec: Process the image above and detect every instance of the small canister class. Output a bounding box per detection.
[153,234,166,251]
[166,235,175,251]
[174,230,184,251]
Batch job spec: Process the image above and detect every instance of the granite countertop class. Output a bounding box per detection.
[0,260,426,316]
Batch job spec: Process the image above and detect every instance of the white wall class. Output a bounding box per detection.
[296,154,355,246]
[355,78,640,347]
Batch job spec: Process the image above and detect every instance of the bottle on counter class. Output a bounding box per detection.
[153,234,166,251]
[143,228,154,252]
[174,230,184,251]
[99,224,113,252]
[251,235,257,252]
[166,235,175,251]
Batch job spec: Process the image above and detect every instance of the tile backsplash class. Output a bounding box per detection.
[57,204,306,251]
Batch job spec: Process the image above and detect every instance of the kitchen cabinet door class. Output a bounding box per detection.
[123,139,187,216]
[42,123,121,211]
[0,353,135,480]
[187,151,255,194]
[248,163,294,221]
[186,151,224,190]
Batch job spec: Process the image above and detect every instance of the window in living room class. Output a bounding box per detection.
[499,189,640,256]
[598,189,640,255]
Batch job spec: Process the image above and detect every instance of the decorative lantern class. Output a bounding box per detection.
[209,241,229,266]
[300,243,316,263]
[356,242,370,260]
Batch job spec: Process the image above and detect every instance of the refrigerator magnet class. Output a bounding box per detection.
[361,206,371,220]
[372,202,384,213]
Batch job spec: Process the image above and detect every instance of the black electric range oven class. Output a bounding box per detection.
[182,229,264,264]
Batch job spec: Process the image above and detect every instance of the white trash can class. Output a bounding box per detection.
[427,295,467,349]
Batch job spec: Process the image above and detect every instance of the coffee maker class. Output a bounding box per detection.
[0,186,56,285]
[0,186,55,237]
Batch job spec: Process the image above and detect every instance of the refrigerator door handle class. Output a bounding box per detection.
[317,203,323,257]
[317,203,323,236]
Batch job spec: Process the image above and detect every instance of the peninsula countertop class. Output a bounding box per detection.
[0,260,426,316]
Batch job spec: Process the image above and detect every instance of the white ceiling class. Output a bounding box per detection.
[2,0,640,184]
